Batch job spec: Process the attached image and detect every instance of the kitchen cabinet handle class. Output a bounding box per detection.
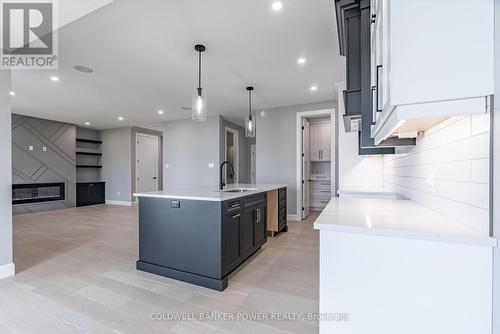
[256,209,261,223]
[321,201,329,204]
[230,203,240,208]
[320,191,330,193]
[232,213,241,219]
[376,65,383,112]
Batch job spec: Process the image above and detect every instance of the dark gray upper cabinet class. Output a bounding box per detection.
[335,0,414,154]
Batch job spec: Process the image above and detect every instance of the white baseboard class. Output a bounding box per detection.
[105,200,136,206]
[287,214,301,222]
[0,263,15,280]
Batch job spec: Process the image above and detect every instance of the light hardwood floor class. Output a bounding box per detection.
[0,205,320,334]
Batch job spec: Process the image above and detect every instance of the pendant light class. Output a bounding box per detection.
[192,44,206,121]
[245,86,256,138]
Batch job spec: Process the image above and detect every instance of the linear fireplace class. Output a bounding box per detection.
[12,183,65,205]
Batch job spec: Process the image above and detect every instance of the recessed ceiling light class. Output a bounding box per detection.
[272,1,283,11]
[50,76,59,82]
[73,65,94,73]
[297,58,306,65]
[158,110,164,115]
[118,116,124,121]
[310,85,318,92]
[84,122,90,126]
[9,91,15,96]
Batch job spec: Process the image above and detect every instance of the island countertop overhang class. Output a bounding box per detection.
[133,184,287,202]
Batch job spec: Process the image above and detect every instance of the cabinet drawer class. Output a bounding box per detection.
[310,180,331,188]
[311,197,330,208]
[311,189,331,197]
[223,199,242,214]
[244,193,267,208]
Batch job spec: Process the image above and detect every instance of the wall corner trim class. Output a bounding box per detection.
[287,214,301,222]
[105,200,136,206]
[0,263,15,280]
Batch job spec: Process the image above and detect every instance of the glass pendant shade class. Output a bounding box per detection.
[192,44,207,122]
[245,113,256,138]
[245,86,256,138]
[192,87,206,121]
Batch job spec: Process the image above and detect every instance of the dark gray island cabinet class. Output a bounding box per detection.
[135,185,286,291]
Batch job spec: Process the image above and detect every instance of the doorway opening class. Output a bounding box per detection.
[296,109,335,220]
[135,133,161,193]
[225,127,239,184]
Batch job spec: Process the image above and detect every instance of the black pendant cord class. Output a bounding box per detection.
[198,51,202,89]
[248,90,252,118]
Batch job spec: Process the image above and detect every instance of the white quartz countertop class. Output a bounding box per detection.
[314,198,496,247]
[133,184,287,202]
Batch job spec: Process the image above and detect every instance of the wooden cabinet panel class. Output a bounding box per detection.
[309,124,320,161]
[309,123,331,161]
[320,123,331,161]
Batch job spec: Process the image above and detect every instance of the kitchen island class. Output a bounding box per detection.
[134,184,287,291]
[315,197,496,334]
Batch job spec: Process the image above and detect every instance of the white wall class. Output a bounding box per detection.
[101,127,133,203]
[163,116,221,190]
[384,114,490,235]
[491,0,500,330]
[336,83,384,190]
[0,71,14,278]
[256,101,336,216]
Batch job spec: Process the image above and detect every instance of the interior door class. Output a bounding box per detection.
[302,118,310,219]
[136,134,159,193]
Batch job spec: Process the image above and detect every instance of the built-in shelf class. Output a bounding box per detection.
[76,152,102,156]
[76,165,103,169]
[76,138,102,144]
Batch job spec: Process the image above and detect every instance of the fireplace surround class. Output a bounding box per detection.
[12,183,65,205]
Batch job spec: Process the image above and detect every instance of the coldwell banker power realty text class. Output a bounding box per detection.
[1,0,58,69]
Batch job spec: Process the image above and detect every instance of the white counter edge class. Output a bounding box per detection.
[314,222,497,248]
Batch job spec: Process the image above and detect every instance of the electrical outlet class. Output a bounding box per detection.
[42,147,47,152]
[351,119,359,131]
[208,163,215,168]
[165,164,170,169]
[28,145,33,151]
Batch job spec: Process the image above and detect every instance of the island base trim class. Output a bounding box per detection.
[136,261,228,291]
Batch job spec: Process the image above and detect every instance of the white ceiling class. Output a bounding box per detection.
[11,0,345,130]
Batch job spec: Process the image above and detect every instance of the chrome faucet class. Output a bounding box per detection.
[220,161,235,190]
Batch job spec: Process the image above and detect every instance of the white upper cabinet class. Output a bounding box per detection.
[310,122,331,161]
[370,0,494,145]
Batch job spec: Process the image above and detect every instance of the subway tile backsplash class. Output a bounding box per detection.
[384,114,490,235]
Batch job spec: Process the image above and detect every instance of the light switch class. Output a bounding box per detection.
[29,145,33,151]
[208,163,215,168]
[165,164,170,169]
